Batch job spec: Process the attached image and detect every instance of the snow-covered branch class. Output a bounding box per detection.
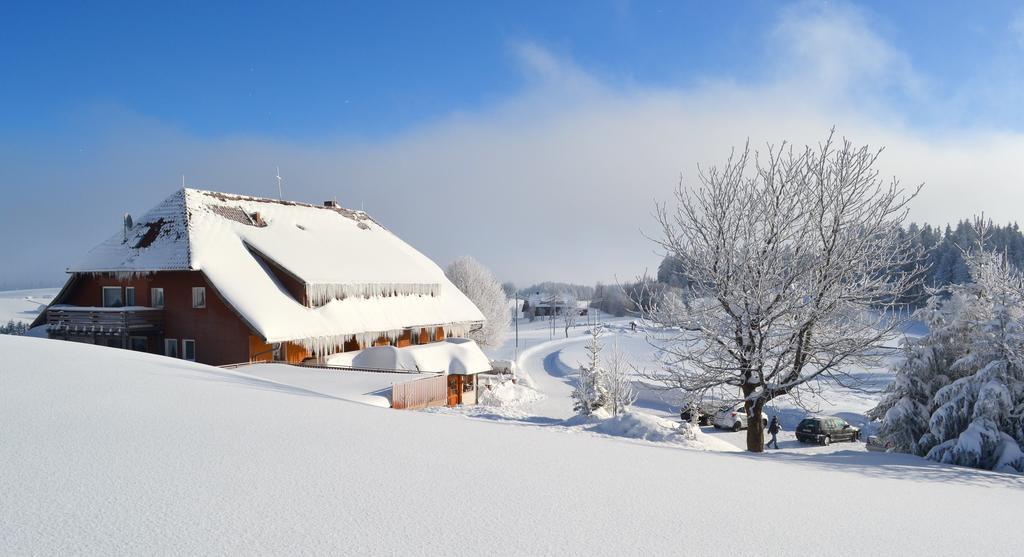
[639,131,925,452]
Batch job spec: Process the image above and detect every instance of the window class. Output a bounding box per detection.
[164,339,179,358]
[129,337,147,352]
[151,288,164,308]
[192,287,206,308]
[271,343,283,361]
[183,339,196,361]
[102,286,123,308]
[125,287,136,306]
[411,329,420,345]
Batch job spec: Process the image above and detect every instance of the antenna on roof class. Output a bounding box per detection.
[275,166,283,200]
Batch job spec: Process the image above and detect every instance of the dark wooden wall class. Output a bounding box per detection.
[60,271,251,366]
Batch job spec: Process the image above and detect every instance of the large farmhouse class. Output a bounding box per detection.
[34,189,486,370]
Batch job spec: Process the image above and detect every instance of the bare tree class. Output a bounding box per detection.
[605,339,637,417]
[561,292,578,338]
[640,131,924,452]
[445,256,510,347]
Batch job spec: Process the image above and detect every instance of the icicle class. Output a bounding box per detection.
[87,271,154,280]
[305,282,440,307]
[281,321,478,358]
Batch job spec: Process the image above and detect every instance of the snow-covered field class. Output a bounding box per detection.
[0,287,57,325]
[481,316,899,451]
[4,331,1024,555]
[241,363,422,407]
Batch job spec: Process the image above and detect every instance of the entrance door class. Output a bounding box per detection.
[447,375,461,406]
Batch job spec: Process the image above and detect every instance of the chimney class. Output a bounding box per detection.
[324,200,339,208]
[123,213,133,243]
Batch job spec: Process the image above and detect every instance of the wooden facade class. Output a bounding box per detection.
[391,375,449,410]
[391,372,478,410]
[44,271,253,365]
[41,270,458,367]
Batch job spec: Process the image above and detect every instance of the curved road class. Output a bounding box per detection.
[515,335,591,420]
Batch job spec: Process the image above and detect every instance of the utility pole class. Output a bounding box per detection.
[514,293,519,361]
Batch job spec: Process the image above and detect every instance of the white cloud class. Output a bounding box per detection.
[1011,9,1024,47]
[770,2,924,99]
[4,2,1024,289]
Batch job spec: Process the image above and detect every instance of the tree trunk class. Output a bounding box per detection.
[743,390,765,453]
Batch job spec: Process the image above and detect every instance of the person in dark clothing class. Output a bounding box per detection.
[767,416,781,449]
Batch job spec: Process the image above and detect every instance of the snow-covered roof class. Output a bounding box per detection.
[325,338,492,375]
[68,189,484,351]
[527,292,572,307]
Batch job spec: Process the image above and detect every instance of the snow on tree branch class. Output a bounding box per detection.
[638,130,925,452]
[445,256,509,347]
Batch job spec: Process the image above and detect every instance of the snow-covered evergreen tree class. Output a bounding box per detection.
[0,320,29,336]
[445,256,510,347]
[874,244,1024,473]
[572,326,609,416]
[867,294,970,452]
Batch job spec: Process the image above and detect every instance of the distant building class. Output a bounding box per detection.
[522,292,588,317]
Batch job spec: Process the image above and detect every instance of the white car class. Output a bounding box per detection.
[712,403,768,432]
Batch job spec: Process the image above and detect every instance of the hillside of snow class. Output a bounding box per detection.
[0,287,57,325]
[3,335,1024,555]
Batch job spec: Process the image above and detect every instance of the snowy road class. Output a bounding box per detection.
[514,335,588,420]
[499,317,895,454]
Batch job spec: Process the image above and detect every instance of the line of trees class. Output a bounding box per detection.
[657,219,1024,308]
[0,320,29,336]
[515,282,595,301]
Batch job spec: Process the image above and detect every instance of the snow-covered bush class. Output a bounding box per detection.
[572,326,637,417]
[604,339,637,417]
[478,379,542,407]
[873,247,1024,473]
[445,256,509,347]
[586,410,740,451]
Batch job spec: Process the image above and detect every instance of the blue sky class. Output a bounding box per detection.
[3,1,1024,288]
[7,0,1023,138]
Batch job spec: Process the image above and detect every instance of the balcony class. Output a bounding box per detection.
[46,305,165,337]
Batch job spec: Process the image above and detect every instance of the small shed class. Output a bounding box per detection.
[327,339,492,409]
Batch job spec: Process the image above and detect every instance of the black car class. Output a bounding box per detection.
[680,401,721,426]
[795,416,860,445]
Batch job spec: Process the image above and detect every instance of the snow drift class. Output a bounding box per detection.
[4,335,1024,555]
